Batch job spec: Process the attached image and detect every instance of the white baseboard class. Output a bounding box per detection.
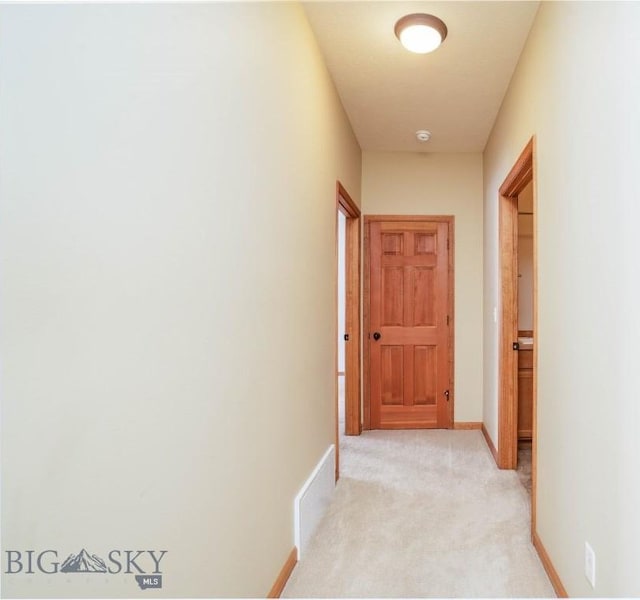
[294,444,335,559]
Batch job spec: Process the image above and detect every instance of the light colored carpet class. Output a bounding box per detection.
[283,428,554,598]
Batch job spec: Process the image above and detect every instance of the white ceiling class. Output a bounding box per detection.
[303,1,539,153]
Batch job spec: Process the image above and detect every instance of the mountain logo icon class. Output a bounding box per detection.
[60,549,107,573]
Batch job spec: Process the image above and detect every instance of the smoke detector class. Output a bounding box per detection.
[416,130,431,142]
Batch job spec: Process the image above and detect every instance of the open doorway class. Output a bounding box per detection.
[497,137,538,526]
[335,182,361,480]
[337,210,347,436]
[516,180,534,496]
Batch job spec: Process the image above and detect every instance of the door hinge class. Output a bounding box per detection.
[446,315,450,325]
[344,333,349,341]
[447,239,450,250]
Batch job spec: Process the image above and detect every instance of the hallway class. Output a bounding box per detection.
[283,429,553,598]
[3,3,640,597]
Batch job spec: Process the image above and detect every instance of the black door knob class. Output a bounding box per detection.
[373,332,381,341]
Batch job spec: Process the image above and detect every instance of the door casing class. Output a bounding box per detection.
[363,215,454,430]
[497,137,537,534]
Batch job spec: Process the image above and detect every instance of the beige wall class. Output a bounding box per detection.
[518,180,534,331]
[517,236,533,331]
[483,1,640,596]
[362,152,483,423]
[518,179,534,213]
[0,3,360,598]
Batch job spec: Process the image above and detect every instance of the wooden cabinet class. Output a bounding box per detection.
[518,349,533,440]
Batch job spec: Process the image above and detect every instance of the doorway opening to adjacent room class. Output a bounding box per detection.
[497,137,538,525]
[335,182,361,480]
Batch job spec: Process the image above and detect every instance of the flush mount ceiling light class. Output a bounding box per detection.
[394,13,448,54]
[416,130,432,142]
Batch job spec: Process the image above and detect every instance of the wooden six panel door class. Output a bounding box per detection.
[369,219,452,429]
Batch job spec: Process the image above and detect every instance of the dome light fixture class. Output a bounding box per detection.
[394,13,448,54]
[416,130,432,142]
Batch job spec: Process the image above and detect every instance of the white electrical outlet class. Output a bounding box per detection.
[585,541,596,588]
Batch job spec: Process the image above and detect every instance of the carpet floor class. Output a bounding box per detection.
[283,427,554,598]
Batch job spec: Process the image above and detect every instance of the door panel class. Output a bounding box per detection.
[413,268,435,326]
[381,346,403,405]
[369,219,452,429]
[382,267,404,325]
[414,345,437,405]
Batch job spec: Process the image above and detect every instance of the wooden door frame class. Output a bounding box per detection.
[498,139,534,468]
[499,143,565,590]
[497,139,536,529]
[363,215,455,430]
[335,182,361,480]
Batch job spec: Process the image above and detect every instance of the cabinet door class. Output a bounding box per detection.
[517,355,533,439]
